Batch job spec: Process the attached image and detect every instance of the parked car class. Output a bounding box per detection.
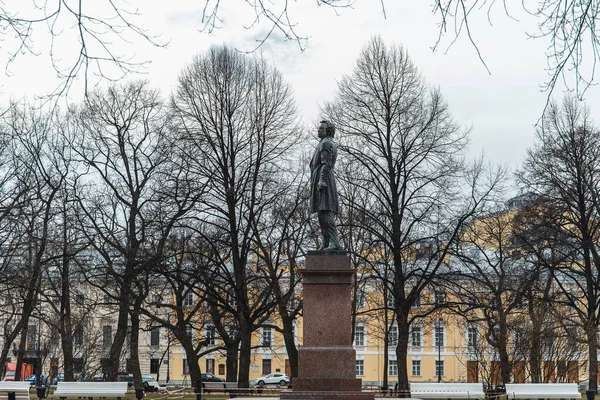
[117,374,134,387]
[253,373,290,387]
[201,373,224,383]
[24,374,47,385]
[142,374,166,393]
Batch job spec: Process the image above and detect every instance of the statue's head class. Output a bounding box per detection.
[318,120,335,138]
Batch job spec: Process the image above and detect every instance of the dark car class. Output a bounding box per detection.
[201,373,224,383]
[117,374,134,387]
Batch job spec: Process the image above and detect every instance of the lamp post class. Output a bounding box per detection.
[166,334,170,384]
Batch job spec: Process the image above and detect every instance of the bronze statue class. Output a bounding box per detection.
[310,120,342,251]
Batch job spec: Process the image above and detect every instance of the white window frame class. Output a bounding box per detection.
[435,359,444,377]
[433,323,446,349]
[467,326,478,349]
[356,359,364,376]
[183,291,194,306]
[412,359,421,377]
[206,325,217,346]
[389,325,398,347]
[261,327,273,347]
[150,327,160,347]
[354,325,366,347]
[356,287,366,309]
[411,326,422,351]
[389,359,398,376]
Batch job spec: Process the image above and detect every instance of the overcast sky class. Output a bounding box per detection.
[1,1,597,172]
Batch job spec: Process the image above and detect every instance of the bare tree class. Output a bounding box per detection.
[0,103,71,381]
[67,81,197,395]
[448,203,545,385]
[171,44,302,388]
[519,96,600,392]
[322,36,505,391]
[251,164,310,379]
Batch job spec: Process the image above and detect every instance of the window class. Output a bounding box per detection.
[261,327,273,347]
[218,364,225,375]
[434,324,445,348]
[150,359,160,374]
[186,325,194,341]
[412,294,421,308]
[150,327,160,347]
[183,291,194,306]
[411,326,422,350]
[356,359,364,376]
[412,359,421,376]
[262,359,272,375]
[206,325,217,346]
[389,360,398,376]
[435,360,444,378]
[75,294,85,305]
[354,325,365,346]
[206,359,215,375]
[389,325,398,346]
[434,290,445,306]
[73,326,84,347]
[467,326,478,348]
[356,288,366,308]
[102,325,112,348]
[26,325,37,351]
[183,359,190,375]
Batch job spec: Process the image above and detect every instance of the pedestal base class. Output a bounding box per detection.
[280,390,375,400]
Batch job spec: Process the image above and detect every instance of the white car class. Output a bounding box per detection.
[253,373,290,387]
[142,374,167,393]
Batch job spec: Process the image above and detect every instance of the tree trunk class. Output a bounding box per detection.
[529,332,542,383]
[588,318,598,391]
[61,224,74,383]
[225,340,239,382]
[15,324,29,381]
[130,307,143,392]
[106,287,130,380]
[281,316,298,378]
[180,339,202,390]
[395,313,410,392]
[237,323,252,388]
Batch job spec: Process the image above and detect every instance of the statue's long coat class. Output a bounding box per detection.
[310,136,339,214]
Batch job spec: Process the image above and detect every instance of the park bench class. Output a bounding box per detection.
[54,381,128,400]
[410,382,486,399]
[0,381,30,400]
[505,383,581,399]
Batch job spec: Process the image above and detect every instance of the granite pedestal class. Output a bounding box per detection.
[281,251,374,400]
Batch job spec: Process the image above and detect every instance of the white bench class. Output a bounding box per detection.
[0,381,30,400]
[505,383,581,399]
[410,382,486,399]
[54,381,128,399]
